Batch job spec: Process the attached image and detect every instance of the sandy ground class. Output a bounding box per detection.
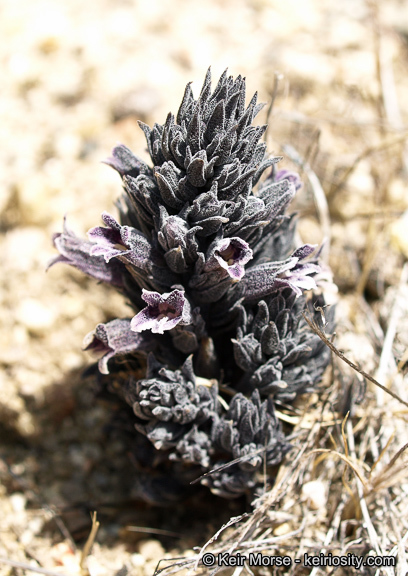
[1,0,408,574]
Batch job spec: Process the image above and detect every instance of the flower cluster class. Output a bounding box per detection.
[51,69,334,501]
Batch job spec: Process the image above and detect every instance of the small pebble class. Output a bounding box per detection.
[389,210,408,258]
[131,553,145,567]
[273,522,291,536]
[28,516,45,535]
[10,492,27,513]
[137,539,165,561]
[302,480,327,510]
[20,528,34,546]
[16,298,56,334]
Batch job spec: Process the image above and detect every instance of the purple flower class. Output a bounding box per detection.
[274,169,303,191]
[88,212,153,273]
[48,217,124,287]
[187,237,253,303]
[243,244,320,301]
[274,244,320,295]
[131,289,191,334]
[206,237,253,280]
[83,318,154,374]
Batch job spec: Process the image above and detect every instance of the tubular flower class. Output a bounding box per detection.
[51,69,335,501]
[206,236,253,280]
[131,289,191,335]
[83,318,155,375]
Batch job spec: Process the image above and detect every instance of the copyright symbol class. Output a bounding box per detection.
[202,553,215,566]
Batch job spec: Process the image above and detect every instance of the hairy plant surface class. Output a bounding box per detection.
[51,69,334,501]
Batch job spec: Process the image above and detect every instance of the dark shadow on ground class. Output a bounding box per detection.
[0,366,248,551]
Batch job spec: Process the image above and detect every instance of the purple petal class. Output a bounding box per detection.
[48,217,124,287]
[88,212,153,271]
[243,245,321,300]
[226,263,245,280]
[272,273,318,297]
[88,212,127,262]
[140,290,164,308]
[83,318,153,374]
[131,289,190,335]
[275,169,303,191]
[209,237,253,280]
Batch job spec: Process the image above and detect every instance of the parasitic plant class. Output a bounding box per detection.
[51,69,334,502]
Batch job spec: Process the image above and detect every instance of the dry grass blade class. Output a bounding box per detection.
[194,514,250,571]
[264,71,283,142]
[379,442,408,477]
[153,556,196,576]
[304,448,367,486]
[308,493,348,576]
[302,312,408,409]
[79,511,100,574]
[376,263,408,405]
[282,143,331,260]
[368,442,408,494]
[234,519,308,549]
[391,529,408,576]
[329,132,408,196]
[369,432,395,477]
[0,557,69,576]
[190,447,274,485]
[345,420,389,568]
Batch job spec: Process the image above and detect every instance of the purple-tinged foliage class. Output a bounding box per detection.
[127,354,217,450]
[233,289,333,400]
[169,426,212,468]
[103,144,149,178]
[88,212,175,292]
[51,69,335,501]
[242,244,319,301]
[212,390,290,474]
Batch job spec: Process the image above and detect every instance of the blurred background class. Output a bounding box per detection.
[1,0,408,571]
